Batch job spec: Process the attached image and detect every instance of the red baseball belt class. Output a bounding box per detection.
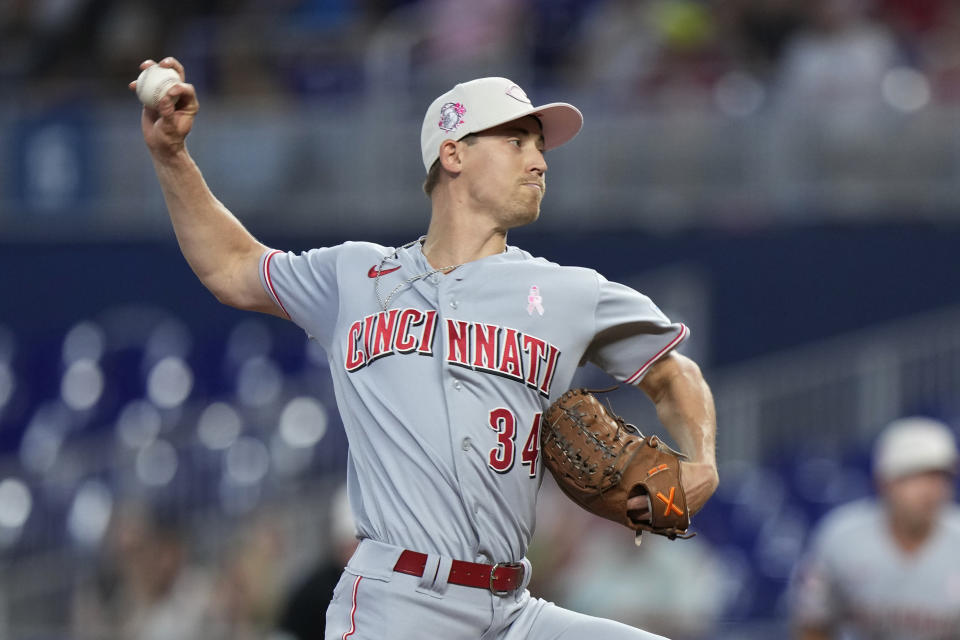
[393,549,524,595]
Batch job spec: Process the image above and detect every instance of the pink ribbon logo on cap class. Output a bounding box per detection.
[438,102,466,132]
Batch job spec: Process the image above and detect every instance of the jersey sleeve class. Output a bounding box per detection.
[585,273,688,384]
[259,246,342,348]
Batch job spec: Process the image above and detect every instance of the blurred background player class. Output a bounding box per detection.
[789,417,960,640]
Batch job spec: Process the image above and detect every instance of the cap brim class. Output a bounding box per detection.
[476,102,583,151]
[530,102,583,151]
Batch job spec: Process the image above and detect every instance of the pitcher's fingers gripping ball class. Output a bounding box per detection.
[135,64,181,109]
[541,388,693,543]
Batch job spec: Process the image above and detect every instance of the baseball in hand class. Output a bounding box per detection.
[136,65,181,109]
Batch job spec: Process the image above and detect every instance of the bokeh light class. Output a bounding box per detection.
[197,401,242,450]
[0,478,32,530]
[235,357,283,408]
[0,362,15,411]
[20,402,70,474]
[60,358,104,411]
[225,436,270,485]
[67,480,113,547]
[146,356,193,409]
[135,439,178,487]
[61,321,105,365]
[278,397,328,449]
[115,399,163,449]
[881,67,931,113]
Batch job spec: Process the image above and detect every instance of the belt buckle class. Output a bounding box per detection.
[489,561,523,596]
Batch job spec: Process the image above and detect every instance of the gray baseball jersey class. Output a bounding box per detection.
[260,239,687,564]
[790,498,960,639]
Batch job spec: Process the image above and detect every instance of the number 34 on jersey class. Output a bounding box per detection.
[488,409,541,478]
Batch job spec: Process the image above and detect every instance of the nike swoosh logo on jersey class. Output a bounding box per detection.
[368,265,401,278]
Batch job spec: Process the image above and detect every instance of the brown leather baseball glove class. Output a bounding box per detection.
[541,388,693,541]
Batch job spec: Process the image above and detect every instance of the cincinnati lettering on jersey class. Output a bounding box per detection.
[344,309,561,397]
[345,308,438,372]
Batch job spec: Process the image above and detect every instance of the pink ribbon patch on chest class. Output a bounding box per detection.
[527,285,544,316]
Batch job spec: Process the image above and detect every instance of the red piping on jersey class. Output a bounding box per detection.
[625,323,688,385]
[263,250,291,319]
[342,575,362,639]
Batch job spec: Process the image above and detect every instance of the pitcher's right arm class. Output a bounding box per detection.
[130,57,282,317]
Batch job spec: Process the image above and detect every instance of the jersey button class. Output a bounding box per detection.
[454,381,462,391]
[450,300,459,309]
[461,437,471,451]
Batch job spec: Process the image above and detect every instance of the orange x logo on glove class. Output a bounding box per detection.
[656,487,684,517]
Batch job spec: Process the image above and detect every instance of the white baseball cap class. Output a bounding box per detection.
[420,77,583,172]
[873,416,959,481]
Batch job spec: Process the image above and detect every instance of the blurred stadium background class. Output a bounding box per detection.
[3,0,960,638]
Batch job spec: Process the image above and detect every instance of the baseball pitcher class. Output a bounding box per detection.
[132,59,719,639]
